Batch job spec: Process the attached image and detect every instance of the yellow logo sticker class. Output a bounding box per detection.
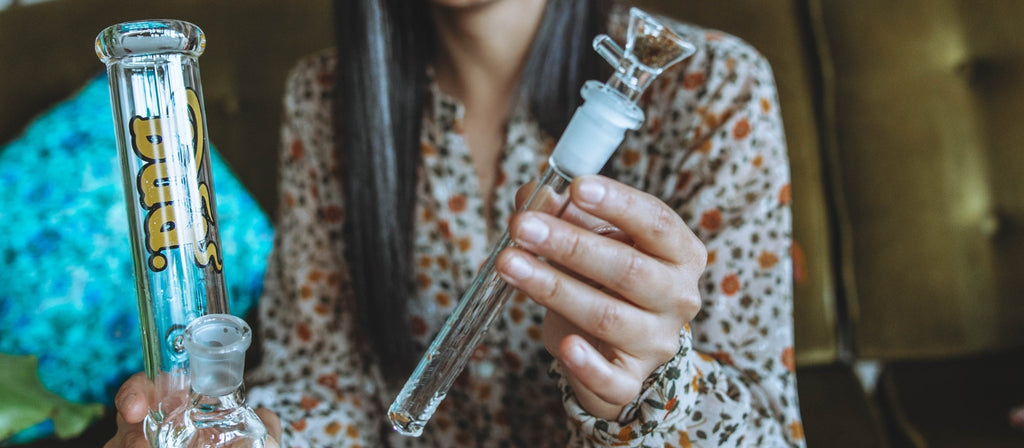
[129,89,222,273]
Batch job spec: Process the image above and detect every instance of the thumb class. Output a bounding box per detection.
[115,372,152,423]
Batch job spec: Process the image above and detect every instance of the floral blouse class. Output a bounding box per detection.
[246,9,805,448]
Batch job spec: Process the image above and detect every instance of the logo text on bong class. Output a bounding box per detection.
[129,88,222,273]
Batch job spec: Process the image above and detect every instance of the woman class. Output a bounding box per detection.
[109,0,804,446]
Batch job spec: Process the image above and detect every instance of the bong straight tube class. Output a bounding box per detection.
[96,20,229,444]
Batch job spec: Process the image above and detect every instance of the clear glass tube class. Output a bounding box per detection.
[388,7,695,437]
[388,165,572,436]
[95,20,233,446]
[158,314,267,448]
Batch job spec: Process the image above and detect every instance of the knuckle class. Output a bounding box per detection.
[663,270,701,319]
[683,301,700,322]
[619,253,647,289]
[562,230,587,260]
[670,290,701,322]
[594,303,625,337]
[544,276,567,303]
[654,333,682,361]
[671,232,707,272]
[619,189,641,215]
[649,204,678,239]
[683,286,703,317]
[607,379,643,407]
[691,239,709,270]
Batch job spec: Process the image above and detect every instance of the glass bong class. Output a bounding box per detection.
[388,8,696,437]
[96,20,267,447]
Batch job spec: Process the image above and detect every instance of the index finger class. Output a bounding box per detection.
[569,175,704,266]
[256,408,283,446]
[515,181,620,237]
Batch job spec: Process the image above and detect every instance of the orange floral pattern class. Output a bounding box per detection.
[680,432,694,448]
[245,8,803,448]
[791,240,808,286]
[447,193,467,213]
[683,72,705,90]
[699,208,722,231]
[720,274,741,296]
[759,249,780,269]
[732,117,751,140]
[788,421,805,440]
[778,183,792,205]
[712,351,736,366]
[782,346,797,373]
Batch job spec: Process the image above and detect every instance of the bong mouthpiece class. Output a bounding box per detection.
[593,8,697,103]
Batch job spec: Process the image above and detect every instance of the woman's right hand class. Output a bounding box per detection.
[104,372,282,448]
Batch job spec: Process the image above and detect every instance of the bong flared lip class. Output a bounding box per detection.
[95,19,205,64]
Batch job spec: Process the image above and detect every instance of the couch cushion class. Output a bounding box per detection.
[878,351,1024,447]
[797,364,890,448]
[814,0,1024,359]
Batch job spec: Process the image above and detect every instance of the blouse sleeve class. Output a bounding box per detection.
[244,52,387,448]
[554,28,806,448]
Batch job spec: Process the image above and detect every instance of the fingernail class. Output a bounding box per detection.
[576,180,606,205]
[502,254,533,280]
[516,215,549,245]
[566,344,586,368]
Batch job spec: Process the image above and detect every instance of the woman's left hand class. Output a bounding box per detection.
[496,175,706,420]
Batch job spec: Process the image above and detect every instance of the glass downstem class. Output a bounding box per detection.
[388,164,572,436]
[387,6,695,438]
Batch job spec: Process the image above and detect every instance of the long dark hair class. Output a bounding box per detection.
[333,0,613,379]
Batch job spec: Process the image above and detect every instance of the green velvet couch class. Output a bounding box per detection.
[2,0,1023,446]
